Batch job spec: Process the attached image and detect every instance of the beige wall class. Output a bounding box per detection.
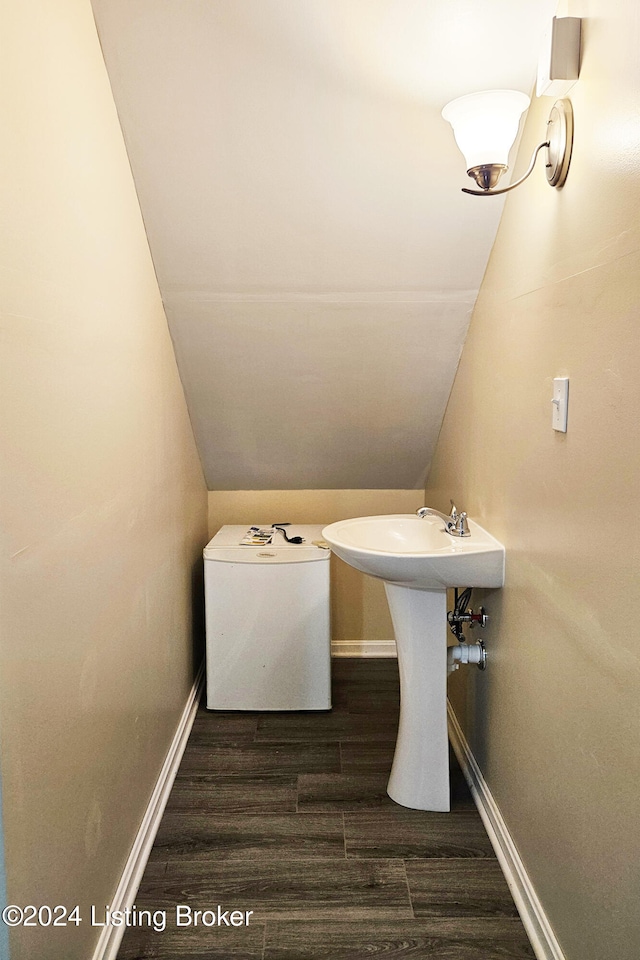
[208,490,424,645]
[0,2,208,958]
[426,2,640,958]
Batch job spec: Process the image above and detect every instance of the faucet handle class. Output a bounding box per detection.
[449,500,458,520]
[454,512,470,537]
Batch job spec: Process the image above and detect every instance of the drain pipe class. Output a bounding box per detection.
[447,587,488,673]
[448,640,487,674]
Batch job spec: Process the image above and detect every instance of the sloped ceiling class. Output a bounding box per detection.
[91,0,556,489]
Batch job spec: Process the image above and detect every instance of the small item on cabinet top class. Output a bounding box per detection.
[239,526,273,546]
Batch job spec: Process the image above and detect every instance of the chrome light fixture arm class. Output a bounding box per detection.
[462,140,550,196]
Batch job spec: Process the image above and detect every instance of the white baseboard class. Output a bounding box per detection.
[447,702,566,960]
[91,664,204,960]
[331,639,397,657]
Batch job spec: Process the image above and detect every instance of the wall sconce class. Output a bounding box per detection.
[442,90,573,196]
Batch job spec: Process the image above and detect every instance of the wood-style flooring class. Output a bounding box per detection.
[117,658,534,959]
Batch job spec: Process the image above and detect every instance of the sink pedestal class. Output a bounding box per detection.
[384,583,450,812]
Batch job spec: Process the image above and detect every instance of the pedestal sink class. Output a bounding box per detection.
[322,514,505,811]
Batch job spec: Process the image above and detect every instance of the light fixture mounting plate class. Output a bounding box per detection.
[546,98,573,187]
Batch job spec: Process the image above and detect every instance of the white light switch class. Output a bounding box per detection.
[552,377,569,432]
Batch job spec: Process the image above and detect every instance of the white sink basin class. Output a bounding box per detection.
[322,514,505,590]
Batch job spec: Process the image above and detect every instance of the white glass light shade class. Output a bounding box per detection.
[442,90,530,171]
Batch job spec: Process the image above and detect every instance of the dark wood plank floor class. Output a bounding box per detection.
[118,658,534,959]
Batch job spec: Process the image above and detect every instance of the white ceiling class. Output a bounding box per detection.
[91,0,557,489]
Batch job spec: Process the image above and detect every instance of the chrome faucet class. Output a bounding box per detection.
[416,500,470,537]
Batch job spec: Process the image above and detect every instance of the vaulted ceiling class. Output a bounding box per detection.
[91,0,557,489]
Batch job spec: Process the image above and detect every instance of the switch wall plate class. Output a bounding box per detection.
[552,377,569,432]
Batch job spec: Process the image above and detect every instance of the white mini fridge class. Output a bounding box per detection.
[204,525,331,710]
